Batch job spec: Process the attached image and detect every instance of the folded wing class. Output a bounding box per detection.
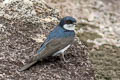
[18,37,74,71]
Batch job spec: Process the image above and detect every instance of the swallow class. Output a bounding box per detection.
[18,16,77,71]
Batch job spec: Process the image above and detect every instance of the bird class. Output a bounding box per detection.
[18,16,77,71]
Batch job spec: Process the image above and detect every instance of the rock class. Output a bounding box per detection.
[0,0,94,80]
[45,0,120,47]
[44,0,120,80]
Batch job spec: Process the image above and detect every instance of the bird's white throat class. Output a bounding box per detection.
[63,24,75,31]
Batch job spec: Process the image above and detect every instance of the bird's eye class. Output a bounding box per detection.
[65,20,72,24]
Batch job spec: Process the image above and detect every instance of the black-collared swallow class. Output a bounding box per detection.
[18,16,77,71]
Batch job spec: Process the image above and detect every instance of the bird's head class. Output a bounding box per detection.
[59,16,77,31]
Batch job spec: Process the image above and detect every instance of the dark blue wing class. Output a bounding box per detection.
[37,26,75,54]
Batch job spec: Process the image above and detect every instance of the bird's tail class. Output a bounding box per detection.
[18,60,38,72]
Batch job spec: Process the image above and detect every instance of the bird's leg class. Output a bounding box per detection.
[61,53,69,63]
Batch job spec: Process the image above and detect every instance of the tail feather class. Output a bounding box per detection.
[18,60,37,72]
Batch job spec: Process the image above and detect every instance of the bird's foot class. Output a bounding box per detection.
[61,53,69,63]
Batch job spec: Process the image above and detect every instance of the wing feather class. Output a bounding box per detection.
[18,37,74,71]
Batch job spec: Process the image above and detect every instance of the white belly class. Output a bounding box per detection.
[52,45,70,56]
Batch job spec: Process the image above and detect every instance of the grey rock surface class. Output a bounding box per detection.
[46,0,120,47]
[45,0,120,80]
[0,0,94,80]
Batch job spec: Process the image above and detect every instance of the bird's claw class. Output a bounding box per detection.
[61,53,69,63]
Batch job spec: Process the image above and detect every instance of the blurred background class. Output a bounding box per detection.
[45,0,120,80]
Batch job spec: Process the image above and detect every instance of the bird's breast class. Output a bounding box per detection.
[52,44,70,56]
